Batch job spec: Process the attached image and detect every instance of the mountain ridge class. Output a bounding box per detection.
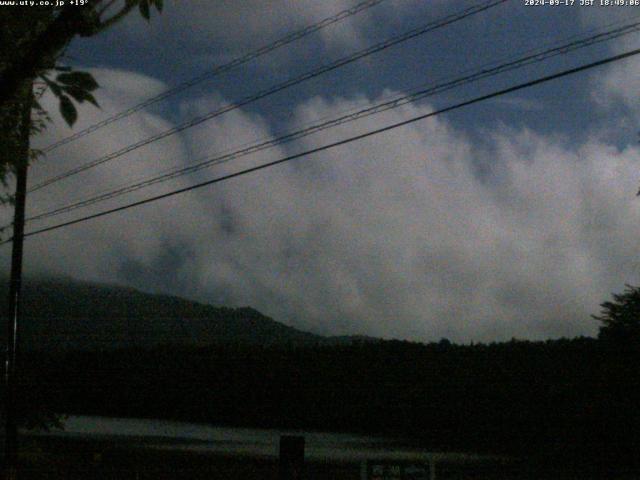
[0,277,371,351]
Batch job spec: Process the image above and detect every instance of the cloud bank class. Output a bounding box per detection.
[3,65,640,343]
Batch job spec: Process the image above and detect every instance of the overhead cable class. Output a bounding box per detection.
[4,46,638,245]
[25,20,640,223]
[41,0,391,154]
[29,0,508,193]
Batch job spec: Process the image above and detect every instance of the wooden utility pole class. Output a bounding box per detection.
[3,83,32,480]
[279,435,305,480]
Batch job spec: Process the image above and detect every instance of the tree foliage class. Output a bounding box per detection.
[0,0,164,426]
[0,0,164,200]
[592,284,640,346]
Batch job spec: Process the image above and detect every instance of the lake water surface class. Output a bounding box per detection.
[33,415,488,464]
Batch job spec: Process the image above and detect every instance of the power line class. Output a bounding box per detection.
[41,0,390,154]
[37,13,638,220]
[34,5,633,215]
[32,0,506,191]
[4,46,638,246]
[24,20,640,224]
[29,0,508,193]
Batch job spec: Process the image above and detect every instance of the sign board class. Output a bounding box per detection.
[366,462,429,480]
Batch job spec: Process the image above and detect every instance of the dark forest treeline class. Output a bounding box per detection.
[3,279,639,474]
[15,336,640,470]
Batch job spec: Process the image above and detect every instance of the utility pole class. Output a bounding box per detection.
[4,84,32,480]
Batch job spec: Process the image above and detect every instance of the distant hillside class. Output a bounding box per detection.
[0,277,325,350]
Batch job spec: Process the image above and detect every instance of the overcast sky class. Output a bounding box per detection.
[2,0,640,343]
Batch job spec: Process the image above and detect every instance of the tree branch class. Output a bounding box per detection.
[0,7,84,108]
[96,0,119,17]
[0,1,142,109]
[93,2,139,34]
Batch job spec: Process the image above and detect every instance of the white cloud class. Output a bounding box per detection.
[595,56,640,114]
[2,69,190,279]
[3,67,640,344]
[579,4,630,30]
[589,36,640,119]
[110,0,421,64]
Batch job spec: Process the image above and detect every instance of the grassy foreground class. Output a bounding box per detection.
[8,434,632,480]
[8,434,527,480]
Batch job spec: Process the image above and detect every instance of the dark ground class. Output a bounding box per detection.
[3,435,637,480]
